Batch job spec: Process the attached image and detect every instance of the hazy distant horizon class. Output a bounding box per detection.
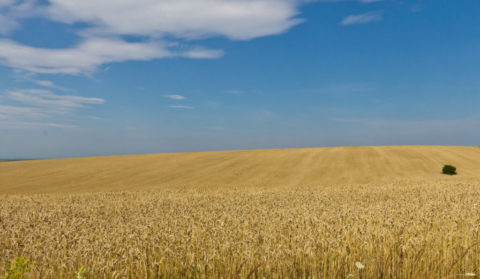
[2,143,480,160]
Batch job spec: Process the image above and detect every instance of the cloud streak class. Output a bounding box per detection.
[31,79,70,91]
[227,90,244,95]
[359,0,383,3]
[168,105,194,109]
[7,89,105,111]
[0,88,105,128]
[0,38,223,75]
[341,11,383,25]
[164,94,186,100]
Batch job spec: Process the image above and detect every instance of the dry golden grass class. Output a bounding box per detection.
[1,146,480,278]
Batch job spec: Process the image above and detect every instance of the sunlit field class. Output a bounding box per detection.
[1,146,480,278]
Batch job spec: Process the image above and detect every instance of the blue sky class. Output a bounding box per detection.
[1,0,479,158]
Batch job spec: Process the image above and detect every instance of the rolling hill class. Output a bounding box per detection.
[1,145,480,194]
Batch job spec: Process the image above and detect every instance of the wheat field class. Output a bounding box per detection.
[1,145,480,194]
[1,146,480,278]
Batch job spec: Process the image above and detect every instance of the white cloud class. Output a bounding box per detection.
[0,0,383,78]
[7,89,105,112]
[0,104,46,118]
[0,88,105,128]
[0,0,39,34]
[31,79,69,91]
[168,105,194,109]
[341,11,383,25]
[33,80,56,88]
[46,0,304,41]
[0,38,223,75]
[0,14,18,34]
[87,116,103,120]
[0,0,307,75]
[180,47,224,59]
[164,94,186,100]
[0,0,16,6]
[359,0,383,3]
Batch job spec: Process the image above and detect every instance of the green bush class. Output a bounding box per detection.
[4,257,31,279]
[442,165,457,175]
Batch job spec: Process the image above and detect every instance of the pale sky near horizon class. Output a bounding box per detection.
[1,0,479,159]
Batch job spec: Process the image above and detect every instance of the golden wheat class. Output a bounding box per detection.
[1,146,480,194]
[1,180,480,278]
[1,146,480,278]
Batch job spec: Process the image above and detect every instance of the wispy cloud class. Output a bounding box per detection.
[7,89,105,112]
[168,105,194,109]
[227,90,244,95]
[0,104,46,119]
[0,14,18,34]
[0,0,38,34]
[0,88,105,128]
[0,121,78,129]
[88,116,103,120]
[31,79,70,91]
[164,94,186,100]
[0,38,223,75]
[341,11,383,26]
[359,0,383,3]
